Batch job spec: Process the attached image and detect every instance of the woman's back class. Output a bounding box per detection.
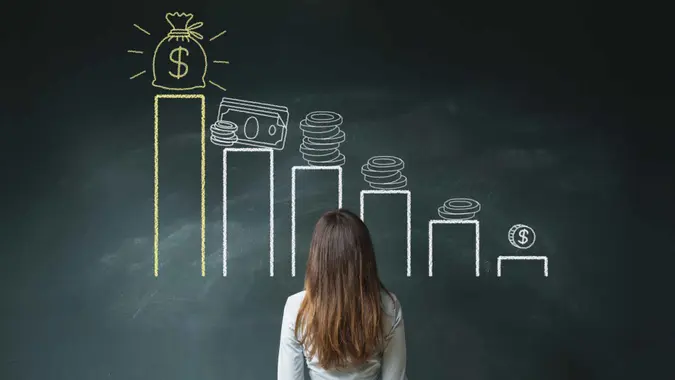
[278,290,406,380]
[277,209,407,380]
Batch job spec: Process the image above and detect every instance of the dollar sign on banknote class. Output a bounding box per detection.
[152,12,207,90]
[168,46,189,79]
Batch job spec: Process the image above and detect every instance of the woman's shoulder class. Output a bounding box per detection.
[281,291,306,325]
[380,290,402,318]
[286,290,306,306]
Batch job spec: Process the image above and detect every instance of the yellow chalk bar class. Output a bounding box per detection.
[153,94,207,277]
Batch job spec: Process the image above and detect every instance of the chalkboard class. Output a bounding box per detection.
[3,1,664,379]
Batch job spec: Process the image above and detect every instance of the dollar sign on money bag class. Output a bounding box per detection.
[518,229,529,245]
[152,12,207,91]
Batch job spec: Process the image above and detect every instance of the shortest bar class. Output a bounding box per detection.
[497,256,549,277]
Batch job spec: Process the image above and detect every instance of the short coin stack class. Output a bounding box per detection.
[299,111,346,166]
[210,120,239,147]
[437,198,481,220]
[361,156,408,190]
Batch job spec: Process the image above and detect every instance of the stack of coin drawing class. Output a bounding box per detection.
[437,198,481,220]
[210,120,239,147]
[299,111,346,166]
[361,156,408,190]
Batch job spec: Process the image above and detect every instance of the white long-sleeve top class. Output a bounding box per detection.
[278,290,407,380]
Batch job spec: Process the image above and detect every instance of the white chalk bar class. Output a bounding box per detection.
[291,166,343,277]
[360,190,412,277]
[223,148,275,277]
[497,256,549,277]
[428,219,481,277]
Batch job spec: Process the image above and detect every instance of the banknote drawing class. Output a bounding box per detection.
[211,97,289,150]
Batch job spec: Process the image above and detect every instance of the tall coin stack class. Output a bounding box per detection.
[299,111,346,166]
[361,156,408,190]
[210,120,239,147]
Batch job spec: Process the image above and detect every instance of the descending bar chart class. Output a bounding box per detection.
[291,166,344,277]
[222,148,275,277]
[129,0,553,279]
[204,96,551,280]
[360,190,412,277]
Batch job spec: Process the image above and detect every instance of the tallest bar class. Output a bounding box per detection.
[153,94,207,277]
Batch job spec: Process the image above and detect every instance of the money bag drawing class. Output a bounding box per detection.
[152,12,208,91]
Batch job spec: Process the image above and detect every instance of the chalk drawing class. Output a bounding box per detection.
[210,120,239,147]
[129,12,228,92]
[299,111,346,166]
[497,256,549,277]
[291,166,343,277]
[437,197,481,220]
[360,190,412,277]
[361,156,407,190]
[428,219,480,277]
[153,94,206,277]
[212,97,289,150]
[498,224,548,277]
[508,224,536,250]
[223,148,275,277]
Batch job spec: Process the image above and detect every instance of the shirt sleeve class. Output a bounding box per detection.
[277,297,305,380]
[381,299,407,380]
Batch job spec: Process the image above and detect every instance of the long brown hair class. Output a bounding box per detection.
[295,209,389,369]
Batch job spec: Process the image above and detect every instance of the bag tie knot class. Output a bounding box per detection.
[165,12,204,40]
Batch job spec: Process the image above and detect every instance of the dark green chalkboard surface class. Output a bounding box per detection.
[3,1,667,379]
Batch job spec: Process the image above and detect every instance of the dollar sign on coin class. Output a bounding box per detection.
[518,229,530,245]
[169,46,189,79]
[508,224,536,249]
